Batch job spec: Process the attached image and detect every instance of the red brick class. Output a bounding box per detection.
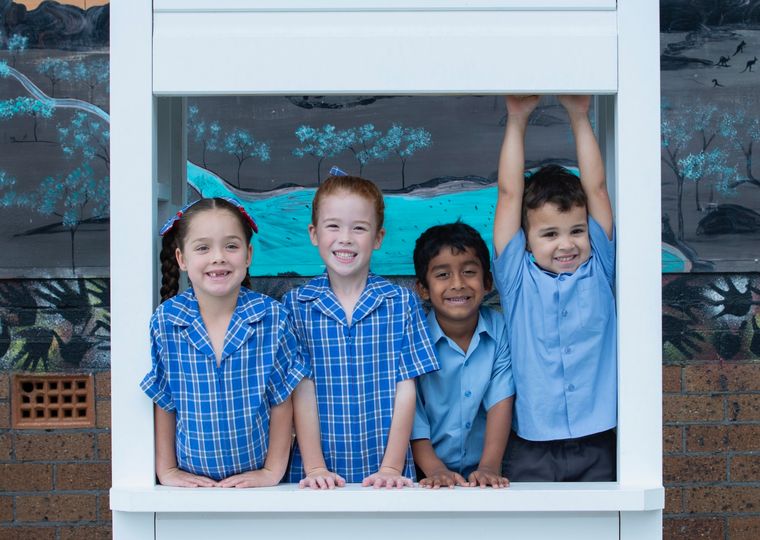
[663,517,724,540]
[729,425,760,451]
[16,494,97,522]
[665,486,682,514]
[686,425,728,452]
[95,371,111,398]
[664,395,723,422]
[727,394,760,421]
[0,464,53,491]
[0,527,56,540]
[56,463,110,490]
[731,455,760,482]
[14,433,94,461]
[0,402,8,429]
[98,491,111,522]
[663,365,681,393]
[728,516,760,540]
[60,525,112,540]
[95,399,110,429]
[664,455,726,484]
[0,496,12,522]
[0,433,12,460]
[96,432,111,460]
[685,486,760,513]
[684,364,760,393]
[0,373,8,400]
[663,426,683,453]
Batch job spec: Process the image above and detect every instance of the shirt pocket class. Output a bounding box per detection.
[577,278,610,332]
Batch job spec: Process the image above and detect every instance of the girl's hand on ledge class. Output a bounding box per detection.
[158,467,219,488]
[218,468,283,488]
[299,467,346,490]
[362,467,413,489]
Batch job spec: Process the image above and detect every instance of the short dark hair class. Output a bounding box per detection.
[413,221,492,289]
[522,164,587,230]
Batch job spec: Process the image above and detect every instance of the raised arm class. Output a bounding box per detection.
[558,95,613,239]
[493,95,541,257]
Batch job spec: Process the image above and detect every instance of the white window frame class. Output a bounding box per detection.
[110,2,663,539]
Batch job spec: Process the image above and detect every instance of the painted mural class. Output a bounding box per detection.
[662,273,760,363]
[0,0,109,277]
[660,0,760,272]
[1,1,760,372]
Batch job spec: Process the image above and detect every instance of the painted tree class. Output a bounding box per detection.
[7,34,28,68]
[376,124,433,188]
[58,111,110,170]
[222,128,270,188]
[73,59,109,104]
[187,105,222,170]
[36,58,72,98]
[0,165,109,272]
[0,97,54,143]
[718,106,760,191]
[341,124,382,175]
[292,124,347,184]
[661,102,725,240]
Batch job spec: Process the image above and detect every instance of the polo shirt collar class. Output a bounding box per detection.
[426,306,492,348]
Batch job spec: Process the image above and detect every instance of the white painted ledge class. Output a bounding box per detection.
[111,483,664,513]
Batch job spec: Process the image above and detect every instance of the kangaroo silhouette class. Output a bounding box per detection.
[733,40,747,56]
[741,56,757,72]
[716,55,730,67]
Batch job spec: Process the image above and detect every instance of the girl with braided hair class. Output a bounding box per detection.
[141,197,308,487]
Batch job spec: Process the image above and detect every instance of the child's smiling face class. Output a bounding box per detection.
[525,202,590,274]
[175,208,252,303]
[417,246,489,331]
[308,190,385,282]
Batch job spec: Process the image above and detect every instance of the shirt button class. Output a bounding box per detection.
[558,275,566,282]
[465,422,472,429]
[464,390,472,397]
[464,360,469,367]
[568,384,576,392]
[561,309,568,317]
[564,346,572,354]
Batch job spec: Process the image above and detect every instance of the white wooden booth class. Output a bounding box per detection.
[110,1,663,539]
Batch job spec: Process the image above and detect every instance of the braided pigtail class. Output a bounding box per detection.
[160,232,180,303]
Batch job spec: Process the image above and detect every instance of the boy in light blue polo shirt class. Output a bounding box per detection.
[493,95,616,481]
[411,221,515,488]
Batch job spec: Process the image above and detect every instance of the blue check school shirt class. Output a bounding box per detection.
[283,272,439,483]
[140,288,309,481]
[412,306,515,477]
[493,216,617,441]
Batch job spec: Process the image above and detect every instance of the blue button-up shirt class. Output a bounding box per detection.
[493,216,617,441]
[283,273,439,483]
[412,306,515,476]
[140,288,309,481]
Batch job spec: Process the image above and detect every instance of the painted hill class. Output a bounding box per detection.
[1,0,109,49]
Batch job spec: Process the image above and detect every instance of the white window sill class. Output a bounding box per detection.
[111,483,664,513]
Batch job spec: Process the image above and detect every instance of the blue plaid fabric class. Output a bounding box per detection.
[283,273,439,483]
[140,288,309,481]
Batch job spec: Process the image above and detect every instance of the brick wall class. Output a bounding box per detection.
[0,371,111,539]
[662,274,760,540]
